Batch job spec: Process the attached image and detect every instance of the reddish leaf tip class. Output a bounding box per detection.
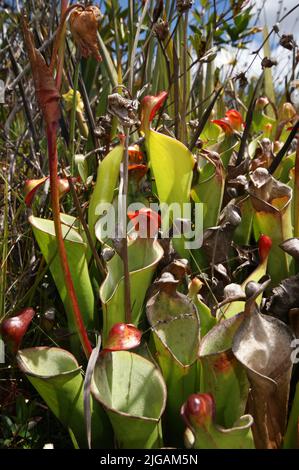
[1,308,35,353]
[181,393,215,428]
[258,234,272,262]
[127,208,161,238]
[103,322,142,353]
[141,92,168,130]
[24,177,49,207]
[211,118,233,134]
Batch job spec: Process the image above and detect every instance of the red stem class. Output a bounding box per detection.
[47,124,92,358]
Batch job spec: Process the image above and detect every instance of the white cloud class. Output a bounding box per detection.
[215,0,299,84]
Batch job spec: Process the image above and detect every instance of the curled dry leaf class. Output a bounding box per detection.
[222,283,245,303]
[161,258,189,281]
[265,274,299,323]
[69,5,102,61]
[176,0,194,13]
[21,17,60,128]
[232,285,295,448]
[251,138,275,171]
[248,168,292,210]
[202,205,241,264]
[108,93,139,127]
[289,308,299,338]
[280,238,299,261]
[1,308,35,353]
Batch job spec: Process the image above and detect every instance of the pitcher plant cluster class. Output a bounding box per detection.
[1,0,299,450]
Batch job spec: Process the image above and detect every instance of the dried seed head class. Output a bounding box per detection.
[69,6,102,61]
[153,18,169,41]
[107,93,139,128]
[261,57,277,69]
[176,0,194,14]
[234,72,248,89]
[279,34,295,51]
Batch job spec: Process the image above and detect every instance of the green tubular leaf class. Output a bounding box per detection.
[200,121,221,145]
[253,209,293,284]
[17,347,112,448]
[192,295,216,337]
[146,282,200,446]
[91,350,167,449]
[191,158,225,230]
[145,130,194,257]
[75,154,89,183]
[252,110,276,135]
[249,171,294,284]
[29,215,95,348]
[283,381,299,448]
[218,138,239,169]
[233,197,254,245]
[145,129,194,210]
[100,238,164,344]
[198,314,249,428]
[190,413,254,449]
[273,151,295,183]
[88,144,123,245]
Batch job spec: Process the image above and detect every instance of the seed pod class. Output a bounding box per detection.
[279,34,295,51]
[176,0,194,14]
[153,19,169,41]
[261,57,277,69]
[69,6,102,61]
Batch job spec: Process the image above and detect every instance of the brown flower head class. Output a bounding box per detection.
[70,5,102,61]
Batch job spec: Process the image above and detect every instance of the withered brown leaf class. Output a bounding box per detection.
[69,6,102,62]
[21,17,60,128]
[232,282,295,449]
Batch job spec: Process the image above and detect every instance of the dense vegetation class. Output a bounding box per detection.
[1,0,299,449]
